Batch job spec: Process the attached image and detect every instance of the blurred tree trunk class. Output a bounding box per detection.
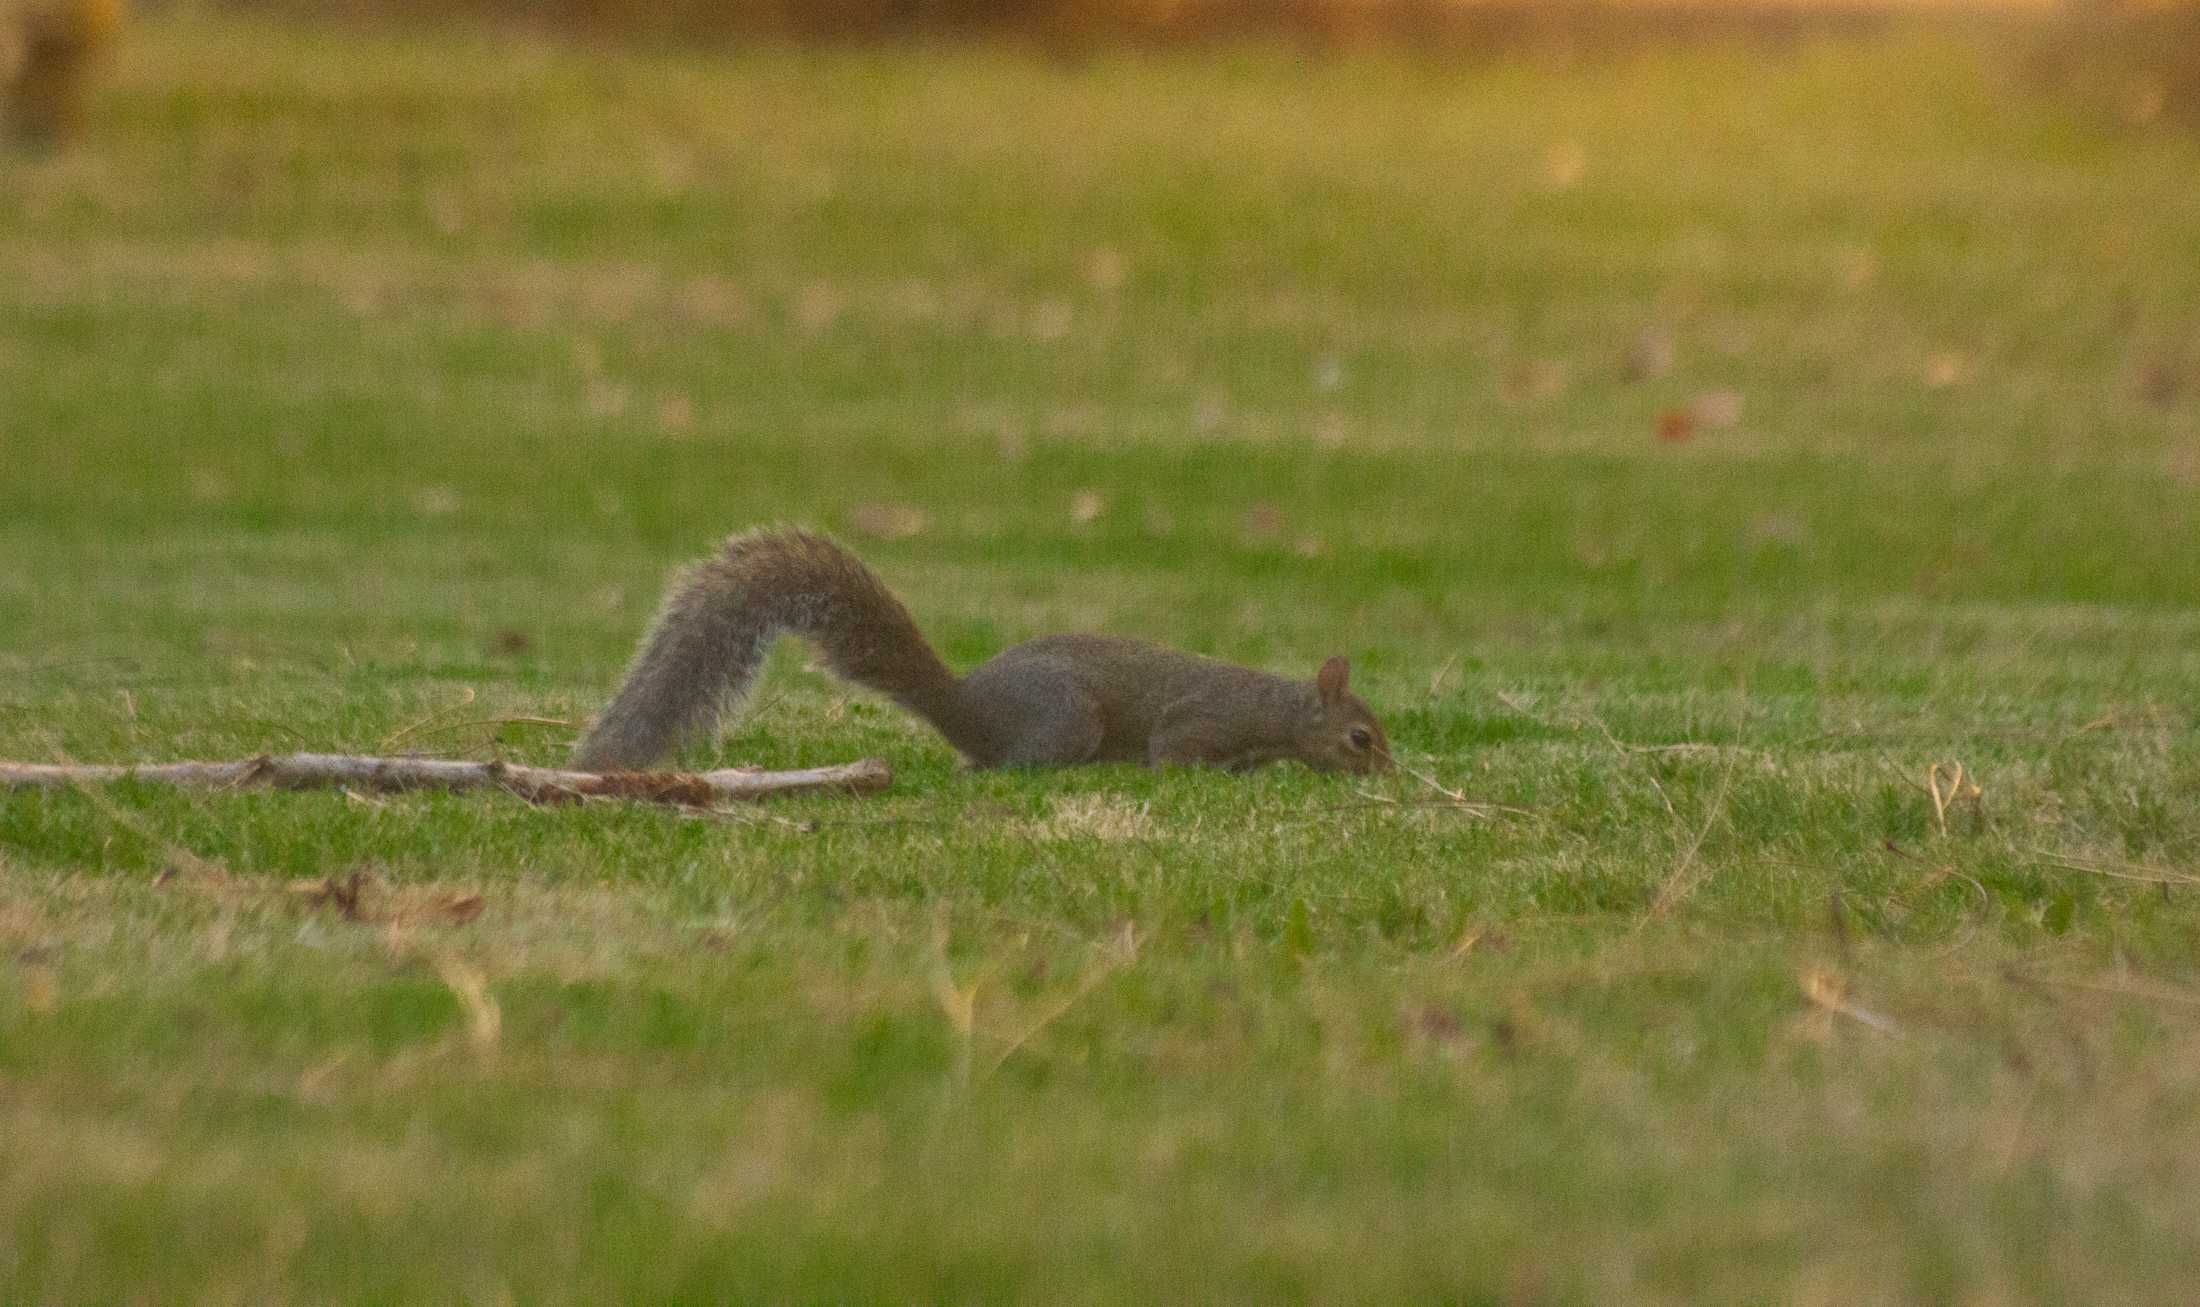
[4,0,124,150]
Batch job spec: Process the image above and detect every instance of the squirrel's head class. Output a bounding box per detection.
[1302,655,1390,774]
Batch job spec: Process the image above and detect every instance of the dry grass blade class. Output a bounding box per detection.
[1375,746,1471,803]
[378,715,575,748]
[2030,849,2200,888]
[930,962,978,1089]
[434,958,502,1048]
[1801,968,1904,1037]
[1345,750,1541,825]
[1882,841,1993,917]
[1646,756,1741,921]
[1927,761,1983,837]
[35,742,232,885]
[979,924,1139,1083]
[1497,691,1686,821]
[379,688,478,751]
[1424,653,1460,701]
[2040,975,2200,1010]
[1311,792,1537,823]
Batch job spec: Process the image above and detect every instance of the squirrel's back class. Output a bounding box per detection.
[962,634,1313,764]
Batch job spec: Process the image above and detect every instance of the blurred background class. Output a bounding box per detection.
[3,0,2195,707]
[14,0,2200,137]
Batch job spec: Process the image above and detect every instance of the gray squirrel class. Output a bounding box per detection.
[572,528,1390,774]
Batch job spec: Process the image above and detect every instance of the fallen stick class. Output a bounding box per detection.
[0,753,891,806]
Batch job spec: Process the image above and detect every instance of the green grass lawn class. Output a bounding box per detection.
[4,14,2199,1301]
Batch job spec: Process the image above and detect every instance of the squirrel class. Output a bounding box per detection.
[571,528,1391,775]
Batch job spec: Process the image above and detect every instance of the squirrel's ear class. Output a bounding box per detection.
[1316,655,1350,703]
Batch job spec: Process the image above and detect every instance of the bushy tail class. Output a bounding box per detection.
[572,529,962,771]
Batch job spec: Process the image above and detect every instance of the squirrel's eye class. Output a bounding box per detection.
[1348,727,1373,750]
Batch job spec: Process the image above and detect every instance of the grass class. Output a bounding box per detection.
[4,13,2200,1301]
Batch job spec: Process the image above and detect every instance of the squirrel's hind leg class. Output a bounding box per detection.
[1149,724,1230,769]
[984,689,1106,768]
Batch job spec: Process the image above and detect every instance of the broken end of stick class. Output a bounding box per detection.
[696,756,893,800]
